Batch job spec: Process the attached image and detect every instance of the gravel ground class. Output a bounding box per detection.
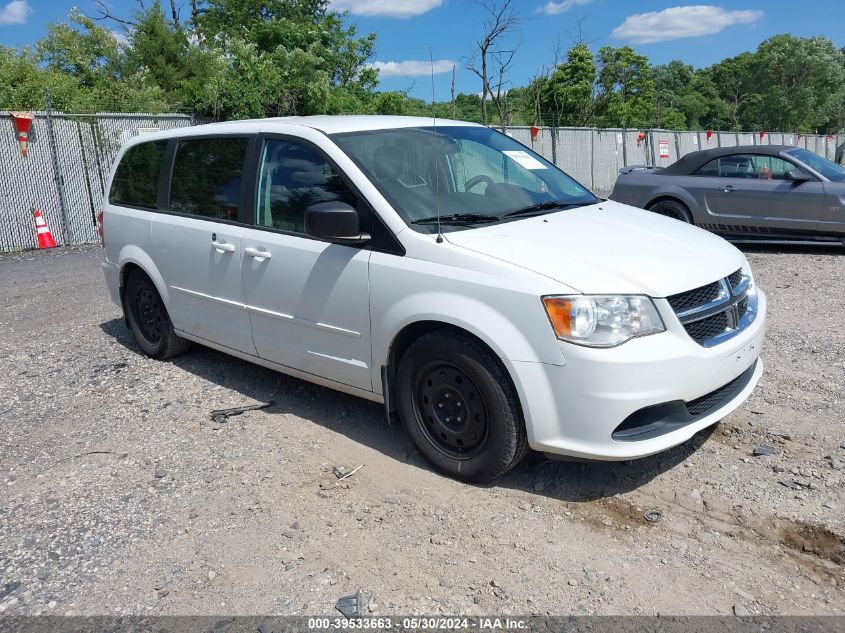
[0,243,843,617]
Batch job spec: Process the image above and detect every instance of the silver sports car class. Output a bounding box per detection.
[610,145,845,245]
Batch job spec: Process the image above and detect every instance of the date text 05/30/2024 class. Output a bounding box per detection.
[307,618,528,630]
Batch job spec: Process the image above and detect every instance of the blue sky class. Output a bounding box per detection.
[1,0,843,101]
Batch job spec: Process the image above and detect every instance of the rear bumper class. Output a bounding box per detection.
[102,260,121,308]
[507,289,766,460]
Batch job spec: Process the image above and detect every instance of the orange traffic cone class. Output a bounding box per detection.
[33,208,57,249]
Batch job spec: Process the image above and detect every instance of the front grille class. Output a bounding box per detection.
[667,268,755,347]
[727,269,743,290]
[685,362,756,416]
[667,281,722,314]
[684,311,730,343]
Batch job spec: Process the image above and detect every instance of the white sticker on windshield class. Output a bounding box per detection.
[503,150,547,170]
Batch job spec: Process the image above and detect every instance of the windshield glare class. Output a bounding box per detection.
[786,148,845,182]
[331,126,598,229]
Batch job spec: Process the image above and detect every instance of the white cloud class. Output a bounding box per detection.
[369,59,456,78]
[0,0,31,25]
[110,29,130,46]
[331,0,443,18]
[612,5,763,44]
[537,0,593,15]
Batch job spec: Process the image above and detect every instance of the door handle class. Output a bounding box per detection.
[722,185,738,192]
[244,247,272,261]
[211,240,235,253]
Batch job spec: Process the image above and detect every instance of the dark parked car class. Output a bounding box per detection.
[610,145,845,245]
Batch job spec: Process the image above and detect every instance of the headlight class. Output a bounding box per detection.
[542,295,665,347]
[741,260,756,294]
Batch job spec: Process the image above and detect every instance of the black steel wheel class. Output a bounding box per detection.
[396,330,528,482]
[133,282,165,346]
[124,269,191,360]
[413,361,489,460]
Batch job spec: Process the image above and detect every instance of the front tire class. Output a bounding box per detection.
[395,330,528,482]
[124,270,191,360]
[647,199,692,223]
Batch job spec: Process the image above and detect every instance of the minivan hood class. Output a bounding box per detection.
[445,200,745,297]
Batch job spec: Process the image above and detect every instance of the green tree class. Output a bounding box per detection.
[187,0,377,119]
[595,45,655,128]
[709,52,754,130]
[540,43,596,127]
[745,35,845,131]
[123,1,210,108]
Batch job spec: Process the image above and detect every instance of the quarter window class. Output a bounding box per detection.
[109,141,168,209]
[256,139,358,234]
[169,137,249,221]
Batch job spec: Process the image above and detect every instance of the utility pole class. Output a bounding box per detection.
[451,65,456,119]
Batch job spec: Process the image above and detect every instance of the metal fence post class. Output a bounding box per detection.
[44,89,72,244]
[589,127,595,190]
[648,130,656,166]
[550,126,558,165]
[76,120,98,227]
[622,127,628,167]
[716,131,722,148]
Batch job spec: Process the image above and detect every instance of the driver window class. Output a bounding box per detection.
[747,155,793,180]
[256,139,358,234]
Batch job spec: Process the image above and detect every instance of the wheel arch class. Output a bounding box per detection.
[116,245,171,305]
[643,186,699,218]
[382,320,523,419]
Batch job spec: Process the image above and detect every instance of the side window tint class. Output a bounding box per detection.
[109,141,168,209]
[257,139,358,234]
[169,137,249,221]
[747,155,793,180]
[717,154,756,179]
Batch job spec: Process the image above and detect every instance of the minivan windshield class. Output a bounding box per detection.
[785,148,845,182]
[332,126,598,230]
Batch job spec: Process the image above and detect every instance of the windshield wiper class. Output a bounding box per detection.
[411,213,502,226]
[502,200,591,219]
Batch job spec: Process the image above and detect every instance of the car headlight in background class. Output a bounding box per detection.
[542,295,665,347]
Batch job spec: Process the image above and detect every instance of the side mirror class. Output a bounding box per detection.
[784,169,812,185]
[305,201,370,244]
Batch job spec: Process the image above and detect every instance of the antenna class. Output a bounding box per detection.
[430,46,443,243]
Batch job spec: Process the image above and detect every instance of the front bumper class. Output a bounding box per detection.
[507,288,767,460]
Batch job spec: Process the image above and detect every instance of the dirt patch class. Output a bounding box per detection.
[571,495,655,531]
[776,519,845,566]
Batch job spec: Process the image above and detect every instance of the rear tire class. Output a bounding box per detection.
[647,199,692,223]
[124,270,191,360]
[395,330,528,483]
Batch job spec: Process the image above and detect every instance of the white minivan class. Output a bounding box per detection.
[101,116,766,482]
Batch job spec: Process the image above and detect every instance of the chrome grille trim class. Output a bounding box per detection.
[667,269,757,347]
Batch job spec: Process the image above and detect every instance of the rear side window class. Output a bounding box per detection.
[109,141,168,209]
[169,137,249,221]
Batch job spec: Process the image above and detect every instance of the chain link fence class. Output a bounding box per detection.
[0,111,196,253]
[508,127,844,197]
[1,114,843,252]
